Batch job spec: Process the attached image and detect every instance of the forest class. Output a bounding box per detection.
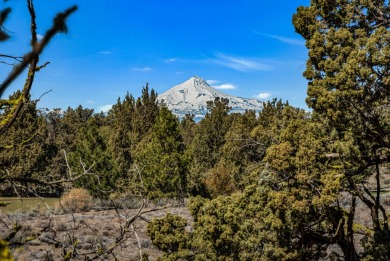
[1,0,390,260]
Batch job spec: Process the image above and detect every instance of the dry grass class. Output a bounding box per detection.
[57,188,93,213]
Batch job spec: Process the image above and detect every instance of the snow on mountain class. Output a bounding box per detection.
[158,76,263,119]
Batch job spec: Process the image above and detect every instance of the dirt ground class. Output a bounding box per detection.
[0,205,191,261]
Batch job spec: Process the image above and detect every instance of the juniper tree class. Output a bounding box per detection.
[69,120,117,198]
[188,97,231,195]
[135,106,187,200]
[107,86,159,191]
[107,93,136,183]
[294,1,390,259]
[0,92,53,194]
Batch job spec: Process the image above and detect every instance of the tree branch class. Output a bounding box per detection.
[0,5,77,136]
[0,5,77,98]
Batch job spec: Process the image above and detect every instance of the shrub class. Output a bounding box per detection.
[204,161,237,197]
[58,188,93,213]
[147,213,189,253]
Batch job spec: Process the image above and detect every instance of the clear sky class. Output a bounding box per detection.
[2,0,310,112]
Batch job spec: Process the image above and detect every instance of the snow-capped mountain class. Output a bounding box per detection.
[158,76,263,119]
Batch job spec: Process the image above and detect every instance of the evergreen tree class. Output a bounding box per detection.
[294,1,390,259]
[251,99,290,154]
[0,92,53,195]
[42,105,94,189]
[221,110,258,187]
[179,113,197,146]
[69,120,117,198]
[107,86,160,191]
[107,93,135,185]
[59,105,94,153]
[188,97,231,195]
[132,84,159,143]
[135,106,187,200]
[205,110,258,196]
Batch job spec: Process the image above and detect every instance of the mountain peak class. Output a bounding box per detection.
[181,76,212,90]
[191,75,207,83]
[158,76,262,120]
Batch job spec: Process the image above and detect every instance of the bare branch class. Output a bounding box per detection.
[0,5,77,98]
[0,54,23,63]
[35,89,52,103]
[133,226,143,260]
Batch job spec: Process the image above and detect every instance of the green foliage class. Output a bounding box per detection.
[251,99,289,151]
[220,110,259,189]
[179,113,197,146]
[135,106,187,199]
[60,106,94,152]
[3,6,389,261]
[151,105,346,260]
[188,97,231,195]
[293,1,390,258]
[361,230,390,261]
[293,0,390,176]
[0,92,54,190]
[147,213,189,253]
[42,106,95,187]
[134,84,159,140]
[108,93,136,182]
[168,185,327,260]
[69,121,117,198]
[222,110,258,164]
[107,85,159,191]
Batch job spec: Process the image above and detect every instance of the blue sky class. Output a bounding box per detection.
[2,0,310,112]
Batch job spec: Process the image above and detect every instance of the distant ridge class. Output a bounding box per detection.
[158,76,263,119]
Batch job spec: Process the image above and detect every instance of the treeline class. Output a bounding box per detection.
[1,85,269,200]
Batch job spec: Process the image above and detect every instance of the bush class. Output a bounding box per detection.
[147,213,189,253]
[58,188,93,213]
[204,161,237,197]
